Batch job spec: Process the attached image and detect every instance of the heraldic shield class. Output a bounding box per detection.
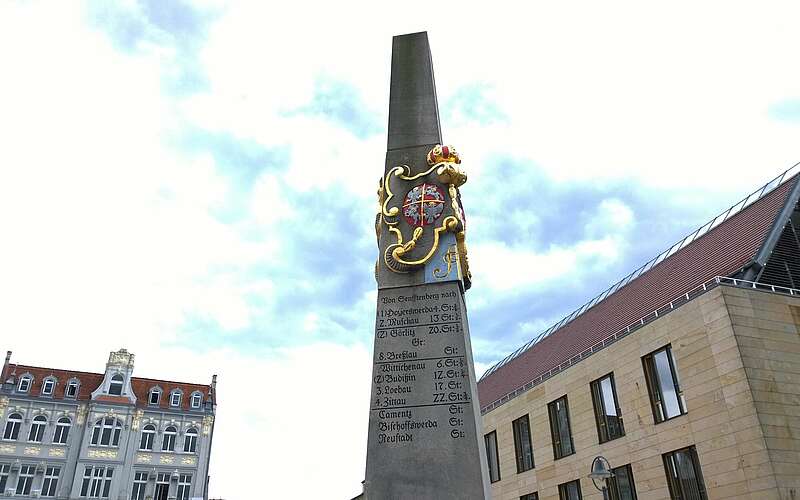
[376,144,472,290]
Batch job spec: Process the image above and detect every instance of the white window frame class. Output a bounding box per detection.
[42,377,56,396]
[54,417,71,444]
[16,464,35,495]
[28,415,47,442]
[17,375,31,393]
[170,391,182,407]
[0,463,10,493]
[190,392,202,409]
[177,473,192,500]
[65,379,80,398]
[162,426,177,452]
[80,466,114,498]
[108,374,124,396]
[183,428,198,453]
[90,417,122,447]
[154,473,170,500]
[131,471,148,500]
[149,388,161,406]
[139,424,156,451]
[3,413,23,441]
[41,465,60,497]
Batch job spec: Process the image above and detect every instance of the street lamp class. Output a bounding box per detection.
[588,456,614,500]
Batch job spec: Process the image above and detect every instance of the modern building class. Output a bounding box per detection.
[477,166,800,500]
[0,349,216,500]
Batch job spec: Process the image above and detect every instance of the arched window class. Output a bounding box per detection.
[54,417,71,444]
[162,426,177,452]
[148,388,161,406]
[108,374,124,396]
[2,413,22,440]
[41,377,56,396]
[183,427,198,453]
[190,392,203,409]
[17,375,31,393]
[90,417,122,447]
[170,390,182,407]
[140,424,155,451]
[28,415,47,442]
[65,379,80,398]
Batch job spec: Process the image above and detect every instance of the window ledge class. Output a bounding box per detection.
[653,412,688,425]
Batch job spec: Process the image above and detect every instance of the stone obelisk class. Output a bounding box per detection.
[364,32,491,500]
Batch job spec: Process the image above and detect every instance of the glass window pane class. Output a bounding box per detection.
[655,350,681,418]
[600,377,617,416]
[485,431,500,482]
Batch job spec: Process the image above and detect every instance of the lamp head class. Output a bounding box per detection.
[589,456,614,490]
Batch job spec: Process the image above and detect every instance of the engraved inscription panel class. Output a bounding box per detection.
[366,281,489,498]
[371,285,470,443]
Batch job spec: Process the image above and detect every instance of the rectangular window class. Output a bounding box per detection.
[643,345,687,423]
[42,466,60,497]
[18,377,30,392]
[177,474,192,500]
[155,473,170,500]
[149,391,160,405]
[171,392,181,406]
[15,464,35,495]
[608,464,637,500]
[591,373,625,443]
[131,471,148,500]
[81,466,113,498]
[66,381,78,398]
[521,494,539,500]
[42,379,55,395]
[548,395,575,459]
[0,463,9,492]
[663,446,707,500]
[558,479,582,500]
[512,414,534,472]
[191,393,202,408]
[484,430,500,483]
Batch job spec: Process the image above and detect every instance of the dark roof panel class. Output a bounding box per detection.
[478,172,799,408]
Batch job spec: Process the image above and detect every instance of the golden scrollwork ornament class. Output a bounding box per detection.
[377,144,471,288]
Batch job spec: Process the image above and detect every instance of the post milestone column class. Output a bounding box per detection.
[364,32,491,500]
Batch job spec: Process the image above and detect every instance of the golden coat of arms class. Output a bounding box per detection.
[376,144,471,289]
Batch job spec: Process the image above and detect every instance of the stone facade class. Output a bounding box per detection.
[481,285,800,499]
[0,349,215,500]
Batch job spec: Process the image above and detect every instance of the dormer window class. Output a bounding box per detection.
[65,380,79,398]
[42,378,56,396]
[18,375,31,393]
[190,392,202,409]
[170,391,182,407]
[108,374,124,396]
[149,388,161,406]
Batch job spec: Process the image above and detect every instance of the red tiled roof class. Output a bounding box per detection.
[477,174,798,408]
[0,363,213,411]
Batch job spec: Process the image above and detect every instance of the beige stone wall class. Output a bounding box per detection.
[727,286,800,499]
[481,286,795,500]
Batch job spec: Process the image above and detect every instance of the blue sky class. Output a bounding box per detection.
[1,1,799,498]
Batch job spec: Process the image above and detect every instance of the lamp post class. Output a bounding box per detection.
[588,456,614,500]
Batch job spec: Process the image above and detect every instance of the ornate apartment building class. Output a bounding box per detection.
[477,166,800,500]
[0,349,216,500]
